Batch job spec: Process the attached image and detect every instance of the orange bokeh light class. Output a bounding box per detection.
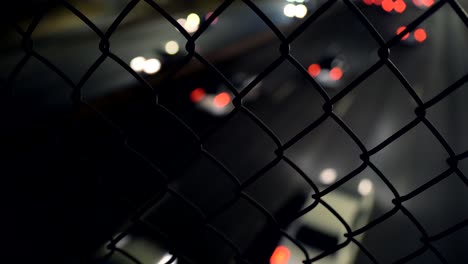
[396,26,410,40]
[414,28,427,42]
[381,0,394,12]
[308,64,321,77]
[413,0,422,6]
[374,0,384,5]
[394,0,406,13]
[329,67,343,81]
[422,0,435,6]
[270,246,291,264]
[214,92,231,108]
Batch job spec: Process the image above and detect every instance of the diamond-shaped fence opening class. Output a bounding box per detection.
[2,0,468,263]
[335,65,419,148]
[245,60,327,141]
[194,1,285,85]
[426,82,468,154]
[403,172,468,235]
[370,122,450,192]
[431,220,468,263]
[361,210,429,262]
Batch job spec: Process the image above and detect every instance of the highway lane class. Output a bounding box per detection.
[160,3,468,263]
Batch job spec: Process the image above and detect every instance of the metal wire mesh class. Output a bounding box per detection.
[3,0,468,263]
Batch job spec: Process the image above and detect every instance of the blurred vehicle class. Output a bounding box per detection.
[396,26,428,45]
[361,0,434,13]
[96,233,178,264]
[283,1,309,19]
[189,72,263,116]
[271,187,375,264]
[360,0,407,14]
[380,0,407,14]
[307,55,346,88]
[191,87,234,116]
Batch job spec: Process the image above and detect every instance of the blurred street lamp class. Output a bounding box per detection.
[294,4,308,18]
[319,168,337,185]
[358,179,374,196]
[165,41,180,55]
[283,3,308,18]
[130,56,146,72]
[143,58,161,74]
[283,4,296,17]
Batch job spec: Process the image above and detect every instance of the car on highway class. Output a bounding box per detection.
[97,233,178,264]
[396,26,428,45]
[189,72,263,116]
[307,55,346,88]
[96,232,178,264]
[270,185,375,264]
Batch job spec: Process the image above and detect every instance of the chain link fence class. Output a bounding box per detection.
[3,0,468,263]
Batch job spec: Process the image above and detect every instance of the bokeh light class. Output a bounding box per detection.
[270,246,290,264]
[143,58,161,74]
[396,26,410,40]
[294,4,308,18]
[422,0,435,7]
[283,4,296,17]
[329,67,343,81]
[374,0,384,6]
[381,0,394,12]
[308,63,321,77]
[214,92,231,108]
[130,56,146,72]
[358,178,374,196]
[157,253,177,264]
[184,13,200,33]
[186,13,201,28]
[394,0,407,13]
[165,41,179,55]
[414,28,427,42]
[319,168,337,185]
[177,18,186,26]
[190,88,206,103]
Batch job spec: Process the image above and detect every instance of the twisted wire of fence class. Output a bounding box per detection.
[3,0,468,263]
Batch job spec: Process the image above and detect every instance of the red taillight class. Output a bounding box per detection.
[396,26,410,40]
[329,67,343,81]
[270,246,291,264]
[190,88,206,103]
[213,92,231,108]
[414,28,427,42]
[381,0,406,12]
[363,0,374,5]
[308,64,321,77]
[394,0,406,13]
[374,0,383,6]
[413,0,422,6]
[422,0,434,7]
[381,0,394,12]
